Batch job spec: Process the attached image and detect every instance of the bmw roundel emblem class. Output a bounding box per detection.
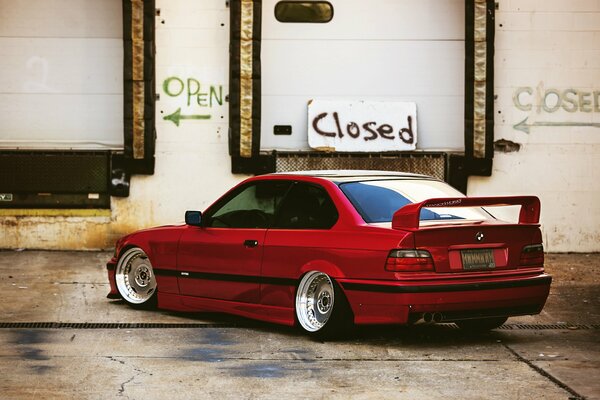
[476,232,484,242]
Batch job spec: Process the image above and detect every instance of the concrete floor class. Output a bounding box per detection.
[0,251,598,399]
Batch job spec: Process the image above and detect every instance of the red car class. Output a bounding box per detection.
[107,171,551,336]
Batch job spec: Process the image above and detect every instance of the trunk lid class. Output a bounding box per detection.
[413,222,541,272]
[392,196,542,273]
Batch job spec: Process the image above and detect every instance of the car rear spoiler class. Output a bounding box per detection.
[392,196,541,230]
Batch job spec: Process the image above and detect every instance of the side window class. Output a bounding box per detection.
[274,183,338,229]
[207,181,291,228]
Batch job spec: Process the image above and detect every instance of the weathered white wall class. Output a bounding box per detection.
[468,0,600,251]
[1,0,598,252]
[111,0,246,231]
[1,0,246,249]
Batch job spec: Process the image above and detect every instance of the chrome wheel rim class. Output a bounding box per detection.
[115,248,157,304]
[296,271,335,332]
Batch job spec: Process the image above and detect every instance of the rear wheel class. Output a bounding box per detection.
[295,271,352,339]
[455,316,508,332]
[115,247,157,308]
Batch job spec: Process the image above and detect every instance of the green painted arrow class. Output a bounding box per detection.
[514,117,600,134]
[163,107,211,126]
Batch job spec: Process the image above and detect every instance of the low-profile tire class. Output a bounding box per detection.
[295,271,353,339]
[455,316,508,332]
[115,247,158,309]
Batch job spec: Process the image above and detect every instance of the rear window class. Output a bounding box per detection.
[339,179,493,223]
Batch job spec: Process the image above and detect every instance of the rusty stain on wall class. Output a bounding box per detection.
[0,203,155,250]
[1,217,110,250]
[494,138,520,153]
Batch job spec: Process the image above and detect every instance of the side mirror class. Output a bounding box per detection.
[185,210,202,227]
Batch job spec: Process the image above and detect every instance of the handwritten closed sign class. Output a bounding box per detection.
[308,100,417,152]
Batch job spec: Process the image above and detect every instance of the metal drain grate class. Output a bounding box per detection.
[0,322,597,330]
[0,322,237,329]
[498,324,593,330]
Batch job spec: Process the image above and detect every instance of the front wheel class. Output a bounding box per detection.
[115,247,158,308]
[455,316,508,332]
[295,271,352,338]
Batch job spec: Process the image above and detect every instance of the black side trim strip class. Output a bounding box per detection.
[341,276,552,294]
[154,268,296,286]
[153,268,179,277]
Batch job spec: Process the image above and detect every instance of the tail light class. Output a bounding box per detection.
[386,249,434,272]
[520,244,544,267]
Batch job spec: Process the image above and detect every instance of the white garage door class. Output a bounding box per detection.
[0,0,123,150]
[261,0,465,151]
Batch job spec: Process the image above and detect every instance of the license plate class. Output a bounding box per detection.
[461,249,495,270]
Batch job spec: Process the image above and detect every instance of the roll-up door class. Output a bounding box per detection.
[0,0,123,150]
[261,0,465,152]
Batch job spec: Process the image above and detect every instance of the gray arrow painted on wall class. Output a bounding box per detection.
[513,117,600,134]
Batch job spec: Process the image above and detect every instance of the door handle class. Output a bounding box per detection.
[244,239,259,248]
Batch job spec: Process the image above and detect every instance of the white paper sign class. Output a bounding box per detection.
[308,100,417,152]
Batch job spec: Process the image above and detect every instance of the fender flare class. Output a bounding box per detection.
[298,259,346,280]
[296,260,356,325]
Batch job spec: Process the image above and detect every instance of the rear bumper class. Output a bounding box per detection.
[338,273,551,325]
